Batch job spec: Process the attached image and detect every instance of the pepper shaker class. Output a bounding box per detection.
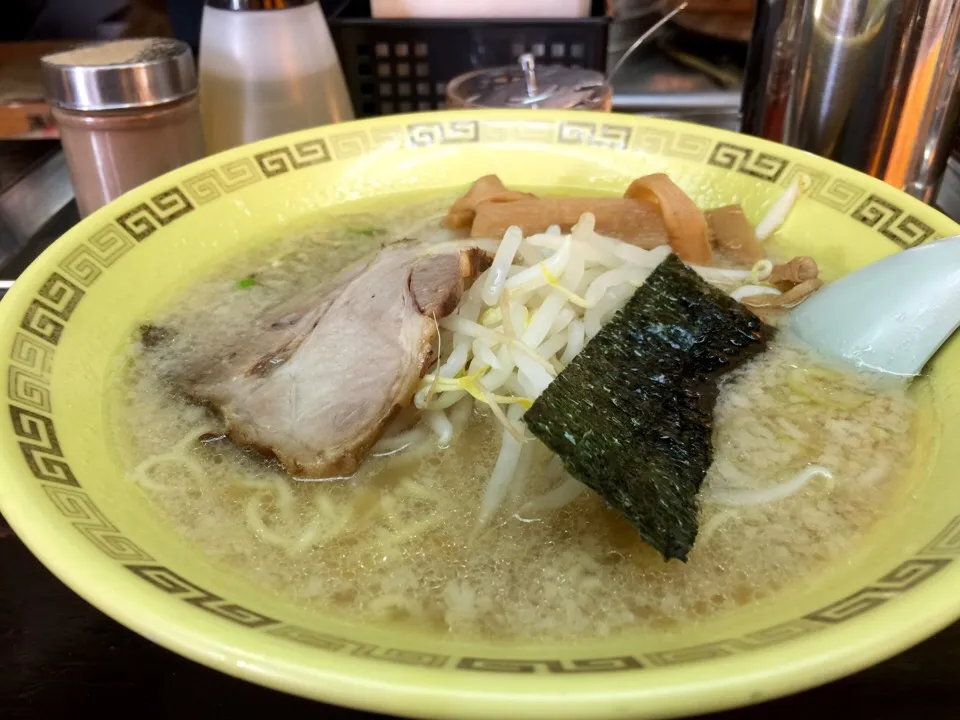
[42,38,206,217]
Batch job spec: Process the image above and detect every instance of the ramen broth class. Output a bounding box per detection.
[109,205,920,640]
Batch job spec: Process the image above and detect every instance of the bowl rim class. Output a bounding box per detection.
[1,108,960,719]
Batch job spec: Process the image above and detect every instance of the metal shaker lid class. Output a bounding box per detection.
[446,54,610,110]
[42,38,197,111]
[205,0,317,9]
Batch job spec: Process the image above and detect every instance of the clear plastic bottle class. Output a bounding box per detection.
[198,0,355,155]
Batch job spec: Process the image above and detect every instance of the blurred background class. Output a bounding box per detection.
[1,1,750,138]
[1,0,959,288]
[0,0,757,285]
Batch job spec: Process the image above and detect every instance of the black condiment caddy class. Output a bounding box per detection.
[327,0,609,118]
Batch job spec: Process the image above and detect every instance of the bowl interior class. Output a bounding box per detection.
[1,110,959,719]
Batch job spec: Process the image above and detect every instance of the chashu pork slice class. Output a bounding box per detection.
[177,242,489,478]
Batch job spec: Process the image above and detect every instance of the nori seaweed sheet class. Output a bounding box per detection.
[524,255,775,561]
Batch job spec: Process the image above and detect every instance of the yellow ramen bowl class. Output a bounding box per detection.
[0,110,959,719]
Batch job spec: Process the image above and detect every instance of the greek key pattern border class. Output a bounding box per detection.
[6,117,957,672]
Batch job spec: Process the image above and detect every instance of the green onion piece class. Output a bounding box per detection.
[236,276,257,289]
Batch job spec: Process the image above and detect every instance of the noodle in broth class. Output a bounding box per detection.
[109,199,920,640]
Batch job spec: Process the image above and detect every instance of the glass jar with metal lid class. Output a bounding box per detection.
[42,38,205,217]
[445,54,612,111]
